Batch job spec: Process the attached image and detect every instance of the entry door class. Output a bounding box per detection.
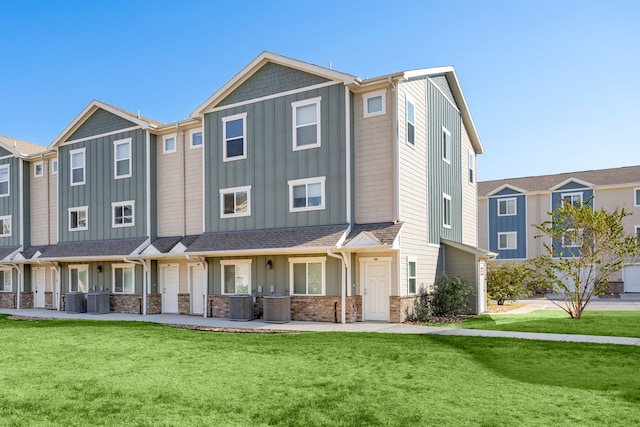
[363,261,390,321]
[190,265,205,315]
[33,268,46,308]
[624,266,640,292]
[161,265,179,313]
[477,261,487,313]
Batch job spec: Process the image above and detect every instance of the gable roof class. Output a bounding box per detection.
[479,165,640,196]
[0,136,46,157]
[343,222,403,249]
[191,51,359,117]
[48,100,163,149]
[28,238,148,261]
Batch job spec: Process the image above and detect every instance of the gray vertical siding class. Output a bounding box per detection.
[427,79,463,244]
[488,189,527,259]
[0,157,22,247]
[429,75,458,108]
[550,183,593,258]
[22,160,30,246]
[148,133,157,240]
[60,261,144,294]
[58,127,148,242]
[0,147,12,157]
[67,109,137,141]
[204,83,347,232]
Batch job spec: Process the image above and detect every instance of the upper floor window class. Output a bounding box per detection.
[0,216,11,237]
[443,193,452,228]
[498,232,517,250]
[221,259,251,294]
[363,90,386,118]
[498,198,517,216]
[113,264,135,294]
[70,148,86,186]
[114,138,132,179]
[406,99,415,146]
[561,192,583,207]
[562,228,580,248]
[288,176,325,212]
[51,158,58,175]
[289,257,325,295]
[407,257,417,295]
[69,265,88,292]
[292,97,321,150]
[0,164,9,197]
[112,201,134,228]
[219,186,251,218]
[69,206,88,231]
[190,129,203,149]
[34,161,44,177]
[0,269,12,292]
[442,127,451,163]
[635,225,640,243]
[468,150,475,183]
[635,188,640,206]
[163,134,176,154]
[222,113,247,161]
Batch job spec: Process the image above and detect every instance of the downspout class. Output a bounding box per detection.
[186,254,207,318]
[123,257,149,315]
[327,249,348,324]
[6,263,22,309]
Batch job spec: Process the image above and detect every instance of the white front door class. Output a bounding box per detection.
[477,261,487,313]
[161,265,179,313]
[363,261,390,321]
[33,268,46,308]
[190,265,205,315]
[624,265,640,292]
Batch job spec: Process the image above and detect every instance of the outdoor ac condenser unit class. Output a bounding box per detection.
[263,295,291,323]
[66,292,86,313]
[228,294,254,321]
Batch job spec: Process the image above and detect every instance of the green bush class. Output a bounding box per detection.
[431,275,474,316]
[408,287,432,322]
[486,263,531,304]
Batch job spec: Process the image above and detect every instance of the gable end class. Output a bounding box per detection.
[66,109,138,142]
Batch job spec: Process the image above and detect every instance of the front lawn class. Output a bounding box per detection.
[458,310,640,337]
[0,314,639,426]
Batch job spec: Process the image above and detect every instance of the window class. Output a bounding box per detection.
[292,97,321,150]
[469,150,475,183]
[69,206,88,231]
[0,216,11,237]
[70,148,85,186]
[163,134,176,154]
[363,90,386,118]
[113,264,135,294]
[561,192,583,207]
[498,232,517,250]
[443,193,452,228]
[406,99,415,146]
[219,186,251,218]
[222,113,247,161]
[408,257,417,295]
[221,260,251,294]
[0,164,10,196]
[113,138,132,179]
[34,161,44,177]
[289,257,325,295]
[636,226,640,243]
[112,201,134,227]
[635,189,640,206]
[0,269,12,292]
[498,198,517,216]
[190,129,203,149]
[51,158,58,175]
[69,265,88,292]
[288,176,325,212]
[442,127,451,163]
[562,228,580,248]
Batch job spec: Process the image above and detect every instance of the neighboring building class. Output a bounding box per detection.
[478,165,640,294]
[1,51,490,322]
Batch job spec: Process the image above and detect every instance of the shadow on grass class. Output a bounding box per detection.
[427,334,640,403]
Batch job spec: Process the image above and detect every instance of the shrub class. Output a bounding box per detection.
[431,275,474,316]
[486,263,531,304]
[523,266,553,297]
[409,287,432,322]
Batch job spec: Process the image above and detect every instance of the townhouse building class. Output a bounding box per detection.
[1,51,489,322]
[478,165,640,294]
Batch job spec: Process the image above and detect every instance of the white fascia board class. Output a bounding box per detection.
[184,246,338,258]
[486,184,529,197]
[549,178,594,191]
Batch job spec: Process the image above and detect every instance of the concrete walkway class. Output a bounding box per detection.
[2,300,639,346]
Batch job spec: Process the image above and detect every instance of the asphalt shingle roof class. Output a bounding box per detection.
[344,222,403,246]
[35,238,147,259]
[0,246,21,260]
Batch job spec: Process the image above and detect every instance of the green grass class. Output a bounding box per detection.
[1,314,639,426]
[458,310,640,337]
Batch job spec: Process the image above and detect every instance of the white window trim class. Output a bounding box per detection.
[34,161,44,178]
[190,129,203,149]
[497,198,517,216]
[51,158,58,175]
[113,137,132,179]
[70,148,86,186]
[68,264,89,293]
[288,257,326,296]
[112,200,135,228]
[560,192,583,205]
[222,112,248,161]
[562,228,580,248]
[406,97,415,147]
[288,176,326,212]
[498,232,517,250]
[219,185,251,218]
[0,215,11,237]
[112,263,135,294]
[634,188,640,207]
[468,149,475,184]
[0,164,8,197]
[363,89,386,118]
[220,259,252,295]
[407,256,417,295]
[68,206,88,231]
[0,268,12,292]
[442,127,451,164]
[163,134,177,154]
[635,225,640,242]
[292,97,321,151]
[443,193,452,229]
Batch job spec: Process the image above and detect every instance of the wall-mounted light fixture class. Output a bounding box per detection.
[266,260,273,270]
[97,265,103,273]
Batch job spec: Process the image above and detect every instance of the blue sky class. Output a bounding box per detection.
[1,0,638,181]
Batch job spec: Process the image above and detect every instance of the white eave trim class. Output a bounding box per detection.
[486,184,528,197]
[549,178,594,191]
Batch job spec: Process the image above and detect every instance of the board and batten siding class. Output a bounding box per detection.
[353,87,393,223]
[461,125,477,247]
[488,189,527,259]
[0,157,22,247]
[58,128,148,242]
[203,83,348,232]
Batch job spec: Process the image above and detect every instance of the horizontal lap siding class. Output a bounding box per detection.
[30,160,52,245]
[478,199,489,250]
[461,125,477,247]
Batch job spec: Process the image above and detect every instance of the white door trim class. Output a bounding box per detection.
[360,257,392,321]
[160,263,180,313]
[188,263,205,315]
